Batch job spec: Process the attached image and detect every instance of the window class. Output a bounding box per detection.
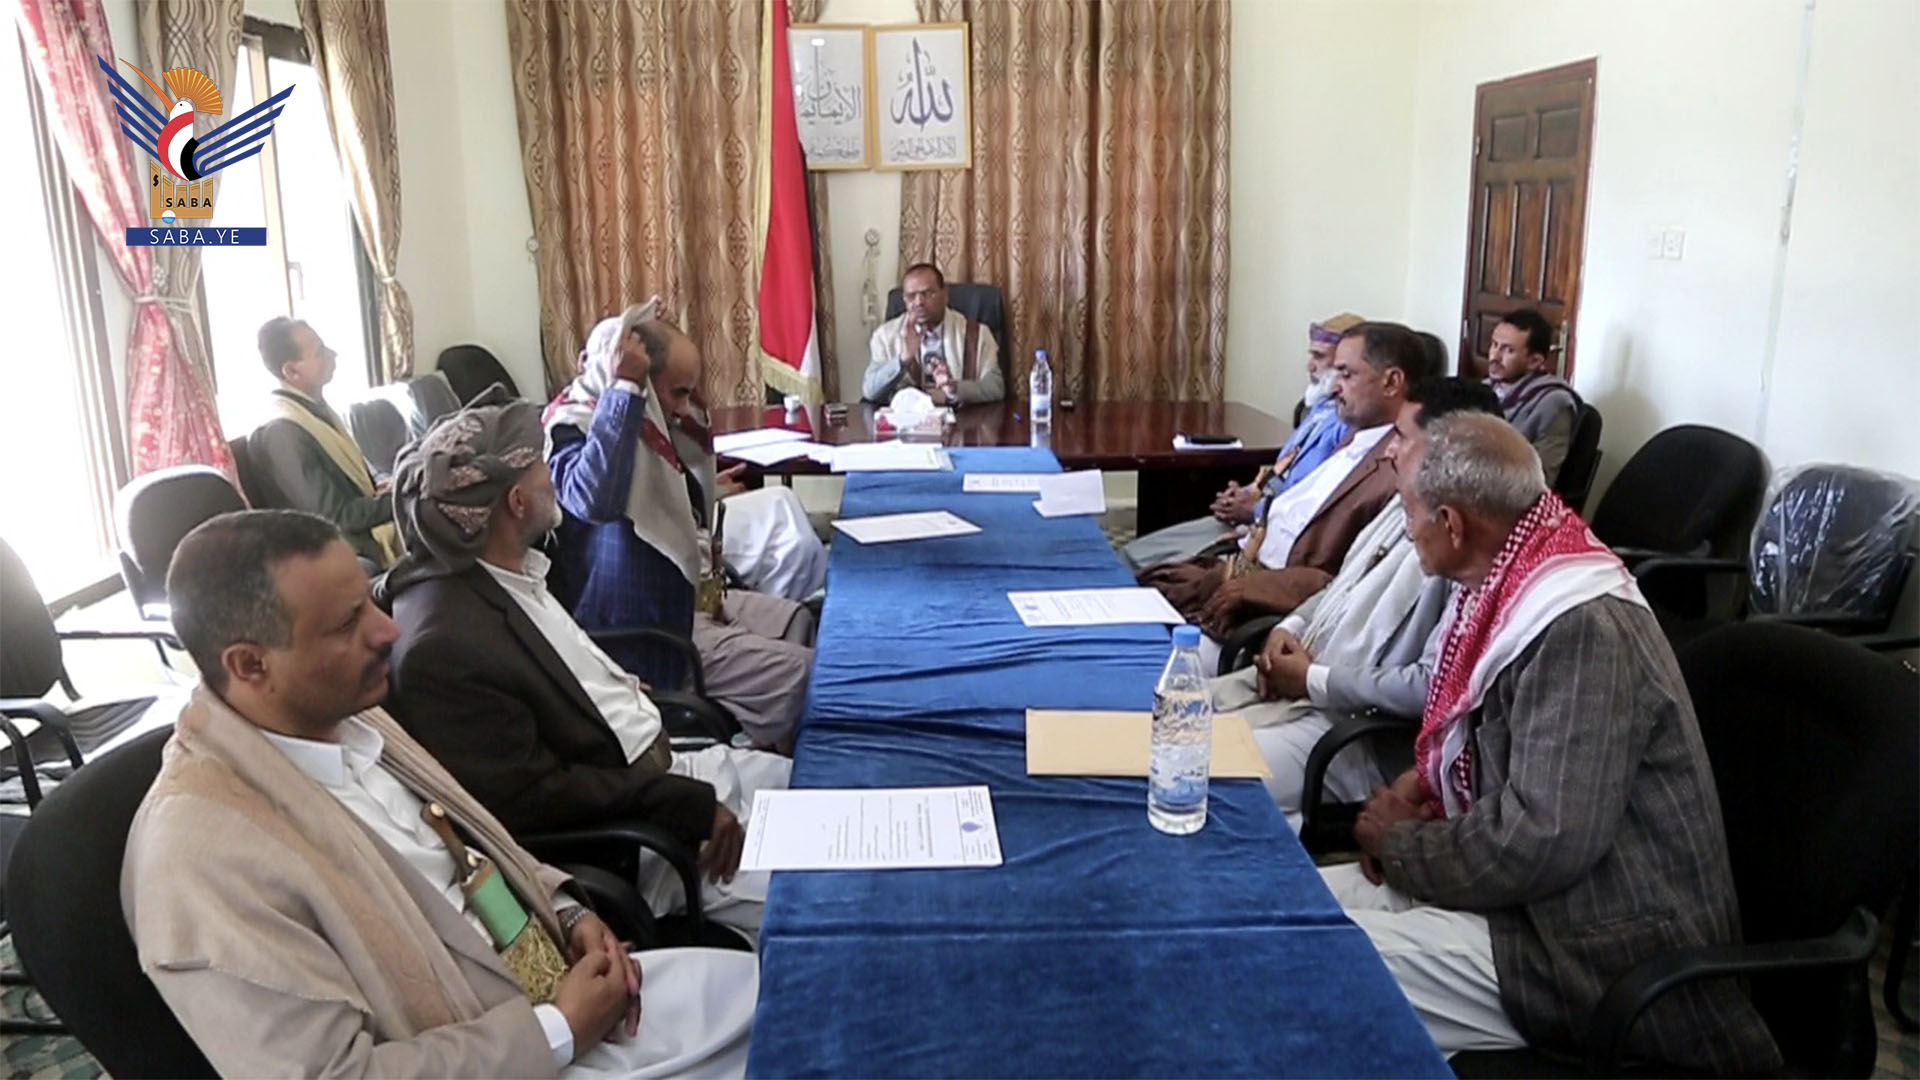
[203,19,376,437]
[0,30,125,599]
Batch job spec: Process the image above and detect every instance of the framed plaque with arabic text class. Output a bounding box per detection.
[790,24,872,170]
[869,23,972,171]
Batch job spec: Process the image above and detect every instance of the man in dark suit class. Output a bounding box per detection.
[1142,321,1436,643]
[248,317,399,570]
[1326,413,1779,1072]
[380,388,788,936]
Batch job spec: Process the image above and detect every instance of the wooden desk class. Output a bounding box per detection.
[709,399,1288,533]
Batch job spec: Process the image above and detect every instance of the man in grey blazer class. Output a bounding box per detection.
[1325,415,1779,1072]
[1211,376,1502,822]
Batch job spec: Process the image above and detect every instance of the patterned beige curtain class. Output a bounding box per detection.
[508,0,763,403]
[297,0,415,383]
[899,0,1228,402]
[137,0,244,428]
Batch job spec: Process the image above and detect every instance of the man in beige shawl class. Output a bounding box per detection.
[248,317,403,569]
[126,509,757,1076]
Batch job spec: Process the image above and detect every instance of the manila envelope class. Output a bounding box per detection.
[1024,709,1272,779]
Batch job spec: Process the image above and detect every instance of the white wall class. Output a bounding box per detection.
[388,0,544,397]
[1224,0,1419,422]
[1399,0,1919,488]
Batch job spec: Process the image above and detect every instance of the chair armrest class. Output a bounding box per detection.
[55,626,182,648]
[1748,611,1887,636]
[650,689,741,746]
[521,820,709,939]
[1629,555,1746,590]
[587,626,708,697]
[552,862,662,951]
[0,699,84,774]
[1852,630,1919,653]
[1217,615,1285,677]
[0,718,45,808]
[1582,906,1879,1074]
[1299,710,1416,841]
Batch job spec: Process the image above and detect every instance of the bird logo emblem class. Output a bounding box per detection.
[97,55,293,235]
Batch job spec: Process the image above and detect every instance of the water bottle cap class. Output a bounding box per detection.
[1172,625,1201,647]
[1035,349,1049,361]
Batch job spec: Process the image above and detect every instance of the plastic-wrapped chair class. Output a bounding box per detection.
[344,397,410,477]
[404,372,462,437]
[1636,464,1920,646]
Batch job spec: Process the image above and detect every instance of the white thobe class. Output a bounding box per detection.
[1248,424,1391,569]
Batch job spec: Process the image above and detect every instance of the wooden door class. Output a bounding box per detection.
[1458,60,1597,379]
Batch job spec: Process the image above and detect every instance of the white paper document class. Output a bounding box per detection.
[1032,470,1107,517]
[830,442,950,472]
[738,786,1004,871]
[724,440,831,467]
[962,473,1049,493]
[831,510,981,544]
[1008,587,1185,627]
[714,427,808,455]
[1172,434,1244,451]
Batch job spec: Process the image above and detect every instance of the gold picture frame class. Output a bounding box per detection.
[869,22,973,171]
[789,23,873,171]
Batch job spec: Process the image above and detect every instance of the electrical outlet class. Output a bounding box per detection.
[1645,229,1666,259]
[1661,228,1686,261]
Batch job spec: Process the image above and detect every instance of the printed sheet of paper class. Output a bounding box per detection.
[832,510,981,544]
[963,473,1049,494]
[725,440,831,467]
[738,786,1004,871]
[830,442,949,472]
[1032,470,1107,518]
[714,428,808,455]
[1024,709,1271,779]
[1007,587,1184,627]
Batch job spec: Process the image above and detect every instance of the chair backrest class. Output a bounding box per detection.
[1677,621,1918,1070]
[0,538,63,700]
[226,435,273,508]
[883,283,1013,373]
[1552,402,1604,513]
[1588,424,1767,555]
[405,372,462,436]
[435,344,520,403]
[114,466,246,615]
[1749,464,1920,623]
[344,397,411,477]
[6,727,215,1077]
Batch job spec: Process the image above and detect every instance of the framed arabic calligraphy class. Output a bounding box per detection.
[870,23,973,171]
[789,24,872,170]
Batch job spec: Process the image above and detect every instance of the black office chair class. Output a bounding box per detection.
[345,396,412,478]
[883,282,1012,374]
[405,372,463,437]
[226,435,272,508]
[1552,402,1603,514]
[5,729,212,1077]
[1586,424,1768,618]
[437,345,521,404]
[114,465,246,622]
[1636,465,1920,647]
[1452,621,1916,1078]
[0,539,174,807]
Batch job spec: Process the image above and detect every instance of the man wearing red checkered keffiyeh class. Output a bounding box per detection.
[1317,413,1779,1074]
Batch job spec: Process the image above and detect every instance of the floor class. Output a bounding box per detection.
[4,492,1913,1076]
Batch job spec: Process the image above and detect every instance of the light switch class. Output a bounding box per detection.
[1645,229,1665,259]
[1661,228,1686,260]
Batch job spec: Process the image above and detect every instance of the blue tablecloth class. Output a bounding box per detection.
[748,448,1447,1078]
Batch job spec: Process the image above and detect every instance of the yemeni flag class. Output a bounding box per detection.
[755,0,823,402]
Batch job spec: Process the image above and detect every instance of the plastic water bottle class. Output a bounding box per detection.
[1029,349,1053,426]
[1149,625,1213,835]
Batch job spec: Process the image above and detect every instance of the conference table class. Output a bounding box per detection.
[744,446,1448,1078]
[709,399,1290,534]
